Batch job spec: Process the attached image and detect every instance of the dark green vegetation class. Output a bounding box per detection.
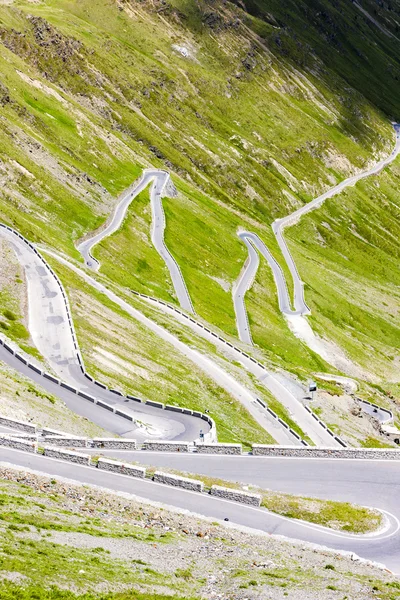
[0,0,400,438]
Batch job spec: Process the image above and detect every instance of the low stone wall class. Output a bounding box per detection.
[42,428,74,437]
[143,441,190,452]
[92,438,137,449]
[210,485,261,506]
[1,433,37,441]
[44,436,87,448]
[97,458,145,478]
[252,445,400,460]
[196,443,242,455]
[0,415,36,434]
[0,436,37,453]
[44,446,91,465]
[153,471,203,492]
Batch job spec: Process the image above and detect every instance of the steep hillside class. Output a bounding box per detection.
[0,0,400,439]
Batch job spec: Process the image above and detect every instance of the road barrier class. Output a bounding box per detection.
[0,436,37,453]
[43,436,87,448]
[143,440,190,452]
[0,414,37,435]
[153,471,204,492]
[358,398,393,423]
[97,458,145,478]
[210,485,261,506]
[251,445,400,459]
[44,446,91,465]
[92,438,137,449]
[303,405,347,447]
[195,443,242,455]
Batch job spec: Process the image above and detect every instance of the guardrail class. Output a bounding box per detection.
[304,405,347,447]
[256,398,307,446]
[0,223,216,444]
[131,289,311,445]
[357,398,393,424]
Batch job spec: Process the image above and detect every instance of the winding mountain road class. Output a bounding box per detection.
[77,169,194,314]
[235,124,400,344]
[0,225,207,442]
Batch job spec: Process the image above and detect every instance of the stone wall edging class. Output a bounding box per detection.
[153,470,203,492]
[252,444,400,460]
[0,414,37,434]
[195,443,242,455]
[97,458,145,478]
[143,440,190,452]
[210,484,261,506]
[0,436,37,453]
[44,446,91,465]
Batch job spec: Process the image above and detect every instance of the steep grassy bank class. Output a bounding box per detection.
[0,466,399,599]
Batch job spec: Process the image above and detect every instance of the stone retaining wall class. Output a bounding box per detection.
[42,427,72,437]
[44,436,87,448]
[196,443,242,455]
[210,485,261,506]
[143,441,190,452]
[44,446,91,465]
[97,458,145,478]
[153,471,203,492]
[0,436,37,453]
[252,445,400,459]
[0,415,36,434]
[92,438,137,449]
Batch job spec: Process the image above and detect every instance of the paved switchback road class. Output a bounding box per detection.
[0,226,207,442]
[235,124,400,342]
[77,169,194,314]
[2,448,400,572]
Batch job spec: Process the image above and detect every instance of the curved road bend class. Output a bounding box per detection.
[0,227,207,442]
[234,231,309,345]
[235,124,400,341]
[77,169,194,314]
[9,229,294,446]
[2,449,400,572]
[142,297,341,447]
[274,124,400,314]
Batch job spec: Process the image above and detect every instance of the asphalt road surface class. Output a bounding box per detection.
[235,124,400,348]
[2,448,400,573]
[77,169,194,313]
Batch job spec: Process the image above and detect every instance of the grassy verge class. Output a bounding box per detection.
[0,468,397,599]
[46,255,275,447]
[102,461,382,534]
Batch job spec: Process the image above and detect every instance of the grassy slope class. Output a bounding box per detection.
[1,471,399,599]
[48,258,275,447]
[0,0,399,440]
[287,156,400,383]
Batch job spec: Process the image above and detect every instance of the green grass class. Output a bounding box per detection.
[0,583,192,600]
[46,255,275,447]
[95,188,176,303]
[0,482,192,597]
[286,153,400,385]
[0,0,399,442]
[132,463,382,534]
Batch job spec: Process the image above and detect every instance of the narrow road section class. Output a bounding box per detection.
[235,124,400,344]
[77,169,194,314]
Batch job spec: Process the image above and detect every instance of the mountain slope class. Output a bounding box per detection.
[0,0,400,441]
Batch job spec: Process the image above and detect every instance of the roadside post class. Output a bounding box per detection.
[309,381,317,402]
